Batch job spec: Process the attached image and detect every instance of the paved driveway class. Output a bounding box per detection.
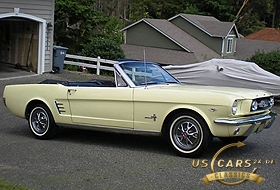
[0,73,279,190]
[0,63,38,80]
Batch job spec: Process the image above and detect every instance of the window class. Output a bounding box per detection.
[227,38,233,53]
[115,71,128,87]
[120,62,179,86]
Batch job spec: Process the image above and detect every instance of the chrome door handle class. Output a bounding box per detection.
[68,89,77,95]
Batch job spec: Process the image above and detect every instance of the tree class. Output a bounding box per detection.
[235,0,279,35]
[54,0,99,53]
[184,0,237,21]
[82,38,125,60]
[236,13,266,36]
[81,16,125,60]
[55,0,125,60]
[54,0,280,59]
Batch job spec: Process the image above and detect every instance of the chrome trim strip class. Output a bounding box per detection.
[214,114,275,126]
[56,122,161,136]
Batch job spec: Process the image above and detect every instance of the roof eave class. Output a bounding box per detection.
[120,19,145,32]
[168,14,181,21]
[225,24,240,38]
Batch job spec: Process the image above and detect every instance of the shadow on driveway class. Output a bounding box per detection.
[0,62,37,80]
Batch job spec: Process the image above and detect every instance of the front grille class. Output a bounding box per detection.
[251,97,274,112]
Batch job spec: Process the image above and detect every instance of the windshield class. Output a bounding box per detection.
[119,62,180,86]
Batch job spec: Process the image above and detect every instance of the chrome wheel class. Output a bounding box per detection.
[28,104,58,139]
[168,112,212,157]
[30,107,49,136]
[170,116,203,153]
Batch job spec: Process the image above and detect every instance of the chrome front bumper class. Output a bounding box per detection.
[214,112,277,127]
[214,111,277,136]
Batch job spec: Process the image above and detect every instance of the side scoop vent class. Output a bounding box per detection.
[54,101,66,114]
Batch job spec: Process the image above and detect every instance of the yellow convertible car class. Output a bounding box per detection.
[3,61,277,157]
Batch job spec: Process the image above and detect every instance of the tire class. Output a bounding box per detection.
[168,112,212,157]
[218,136,247,144]
[28,104,58,139]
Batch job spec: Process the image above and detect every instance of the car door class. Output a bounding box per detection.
[67,86,134,129]
[133,87,168,132]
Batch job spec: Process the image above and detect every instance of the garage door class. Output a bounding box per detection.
[0,17,39,73]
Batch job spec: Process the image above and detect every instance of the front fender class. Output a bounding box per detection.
[162,104,230,137]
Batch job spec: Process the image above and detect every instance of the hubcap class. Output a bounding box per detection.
[30,108,49,135]
[171,116,202,152]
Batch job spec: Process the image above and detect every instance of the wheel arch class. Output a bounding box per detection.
[161,108,212,137]
[25,99,52,120]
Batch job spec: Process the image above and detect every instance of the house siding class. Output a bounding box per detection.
[221,28,238,57]
[0,0,54,72]
[126,22,184,51]
[170,17,222,54]
[223,36,238,57]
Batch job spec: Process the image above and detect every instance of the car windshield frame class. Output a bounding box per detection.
[117,61,180,87]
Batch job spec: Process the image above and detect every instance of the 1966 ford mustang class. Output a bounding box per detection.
[3,61,277,157]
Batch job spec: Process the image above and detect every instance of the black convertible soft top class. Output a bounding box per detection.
[40,79,115,87]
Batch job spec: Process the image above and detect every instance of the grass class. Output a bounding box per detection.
[0,179,30,190]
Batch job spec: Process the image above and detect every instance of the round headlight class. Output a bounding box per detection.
[251,100,258,111]
[232,101,238,115]
[269,97,274,107]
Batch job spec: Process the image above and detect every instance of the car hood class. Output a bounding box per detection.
[150,84,272,99]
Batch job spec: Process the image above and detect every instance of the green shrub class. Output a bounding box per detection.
[64,64,78,71]
[81,16,125,61]
[82,37,125,61]
[247,50,280,76]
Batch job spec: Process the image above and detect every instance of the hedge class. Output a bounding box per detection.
[247,50,280,76]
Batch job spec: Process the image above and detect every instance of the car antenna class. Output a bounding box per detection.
[143,48,148,89]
